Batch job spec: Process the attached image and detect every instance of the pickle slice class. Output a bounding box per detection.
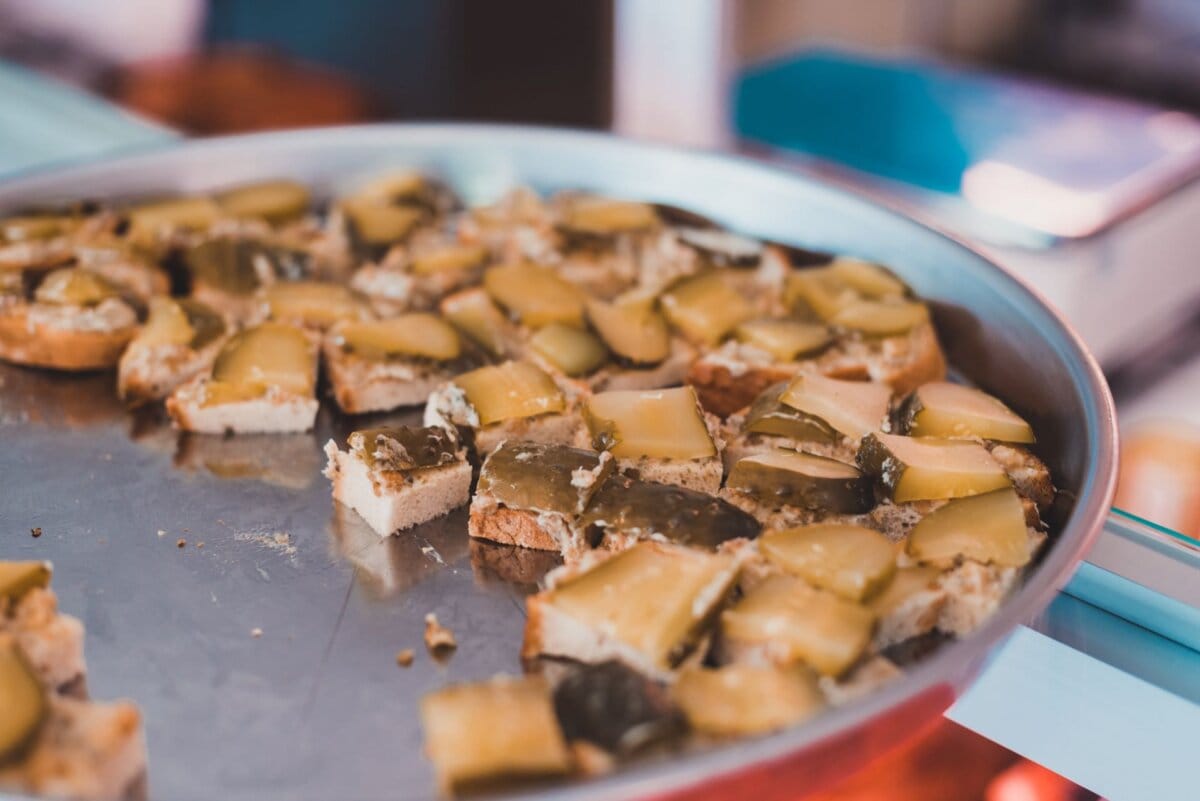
[829,298,929,336]
[742,383,839,444]
[720,573,875,676]
[34,268,121,307]
[420,676,571,795]
[677,227,764,268]
[0,635,47,766]
[584,386,715,460]
[348,425,460,472]
[335,314,461,362]
[907,488,1031,567]
[354,172,453,212]
[340,197,424,248]
[857,433,1011,502]
[584,296,671,366]
[410,244,488,276]
[779,373,891,440]
[478,441,614,515]
[726,450,873,514]
[660,273,753,346]
[673,664,824,736]
[184,237,269,295]
[211,322,314,398]
[216,180,311,225]
[734,319,832,362]
[454,361,565,426]
[547,541,739,671]
[784,268,859,320]
[265,281,370,328]
[827,258,908,297]
[530,323,609,377]
[559,197,659,238]
[128,196,220,239]
[579,474,760,549]
[483,262,585,328]
[896,381,1035,444]
[0,561,51,602]
[869,566,942,617]
[137,297,224,349]
[760,524,896,602]
[440,287,513,358]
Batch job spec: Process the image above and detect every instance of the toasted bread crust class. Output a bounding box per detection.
[0,308,135,371]
[322,338,452,414]
[468,504,561,551]
[686,360,794,418]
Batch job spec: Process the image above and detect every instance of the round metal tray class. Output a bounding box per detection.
[0,125,1118,801]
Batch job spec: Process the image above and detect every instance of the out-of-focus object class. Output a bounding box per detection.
[731,50,1200,369]
[985,758,1089,801]
[0,61,171,177]
[1115,423,1200,542]
[109,49,374,134]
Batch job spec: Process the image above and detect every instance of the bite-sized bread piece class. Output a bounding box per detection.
[934,561,1021,638]
[579,474,761,552]
[523,541,742,680]
[469,442,615,559]
[582,386,723,494]
[166,322,319,434]
[1,564,86,694]
[717,573,876,677]
[324,314,469,414]
[0,267,138,371]
[323,425,471,537]
[420,676,572,796]
[0,694,146,801]
[816,322,947,396]
[117,297,228,403]
[424,360,584,454]
[181,234,286,321]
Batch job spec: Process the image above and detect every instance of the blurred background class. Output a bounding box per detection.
[3,1,1198,799]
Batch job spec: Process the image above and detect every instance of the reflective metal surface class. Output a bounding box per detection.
[0,126,1119,801]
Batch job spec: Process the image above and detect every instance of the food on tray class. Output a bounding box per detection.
[672,663,825,737]
[857,433,1011,502]
[420,676,571,795]
[118,297,227,403]
[523,541,741,679]
[0,173,1064,798]
[166,322,319,433]
[583,386,721,493]
[894,381,1036,443]
[0,564,146,801]
[324,314,468,413]
[324,425,471,537]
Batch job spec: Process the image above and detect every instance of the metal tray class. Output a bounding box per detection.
[0,125,1118,801]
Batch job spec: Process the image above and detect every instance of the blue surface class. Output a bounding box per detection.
[0,62,173,178]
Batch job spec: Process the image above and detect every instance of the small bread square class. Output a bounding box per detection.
[323,337,455,414]
[323,426,472,538]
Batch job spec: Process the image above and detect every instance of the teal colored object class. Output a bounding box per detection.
[0,61,174,178]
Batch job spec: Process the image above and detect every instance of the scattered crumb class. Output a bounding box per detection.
[420,543,445,566]
[196,542,205,549]
[176,539,187,549]
[30,527,42,538]
[157,530,167,538]
[395,649,415,668]
[250,628,263,639]
[424,613,457,661]
[235,531,298,557]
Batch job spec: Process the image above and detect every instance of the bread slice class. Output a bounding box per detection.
[934,561,1020,638]
[986,443,1055,511]
[424,383,587,456]
[1,587,86,695]
[323,438,472,538]
[468,495,579,555]
[166,379,319,434]
[0,696,146,801]
[322,336,455,414]
[0,300,137,371]
[117,337,224,404]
